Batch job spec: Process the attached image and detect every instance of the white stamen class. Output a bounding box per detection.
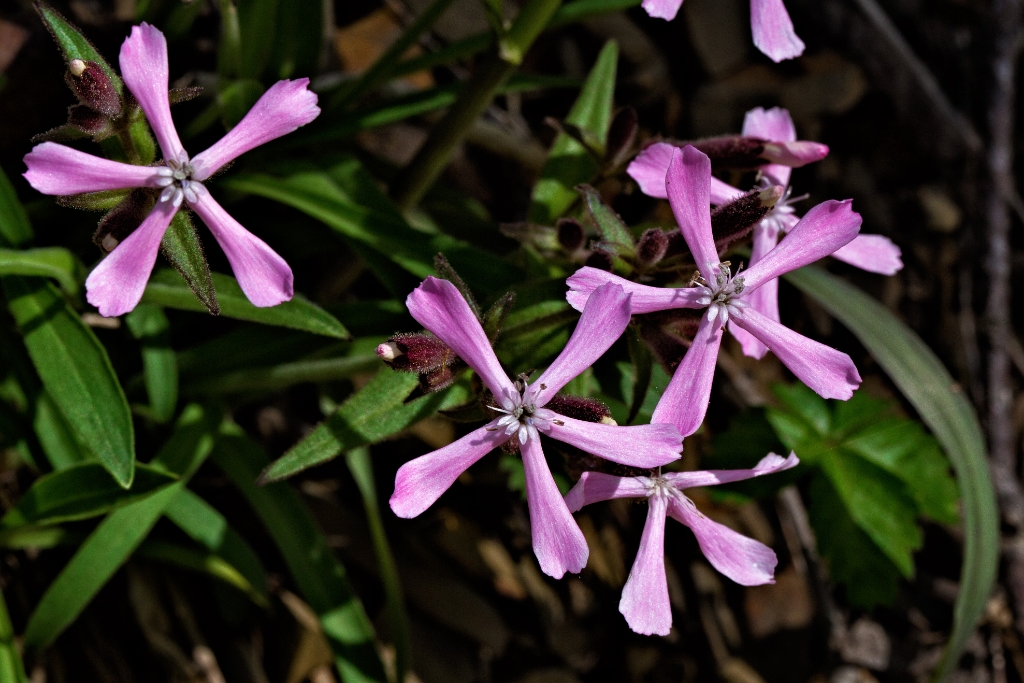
[171,188,184,207]
[159,186,175,203]
[486,378,557,445]
[155,176,174,187]
[695,261,746,324]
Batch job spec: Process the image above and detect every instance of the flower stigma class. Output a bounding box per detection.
[154,154,201,208]
[487,376,563,445]
[694,261,748,324]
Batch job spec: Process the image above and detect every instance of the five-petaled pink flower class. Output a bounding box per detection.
[628,107,902,359]
[565,452,799,635]
[23,23,320,317]
[640,0,804,63]
[567,145,862,437]
[390,277,684,579]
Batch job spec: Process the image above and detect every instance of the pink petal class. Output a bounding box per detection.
[761,140,828,167]
[650,315,724,437]
[731,307,861,399]
[548,416,682,468]
[741,199,862,292]
[532,283,631,406]
[390,424,509,518]
[742,107,796,186]
[710,177,747,205]
[619,494,672,636]
[749,0,805,63]
[521,436,588,578]
[664,451,798,489]
[405,277,516,399]
[566,267,704,314]
[23,142,158,195]
[119,23,185,162]
[831,234,903,275]
[667,146,718,281]
[642,0,684,20]
[85,200,176,317]
[188,187,293,307]
[669,496,778,585]
[563,472,651,512]
[191,79,320,181]
[729,221,780,359]
[628,143,743,204]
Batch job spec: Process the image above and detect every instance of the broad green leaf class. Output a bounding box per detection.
[0,166,32,249]
[0,463,177,529]
[238,0,281,78]
[135,539,265,605]
[160,210,218,315]
[772,382,831,437]
[126,304,178,423]
[785,266,998,682]
[141,269,350,339]
[36,3,123,96]
[0,248,84,295]
[550,0,641,23]
[22,404,218,650]
[177,326,335,380]
[0,589,27,683]
[809,473,901,608]
[33,391,92,470]
[260,370,471,483]
[530,40,618,223]
[212,426,387,683]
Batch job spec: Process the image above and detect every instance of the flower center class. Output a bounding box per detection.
[154,155,202,208]
[694,261,747,324]
[487,377,561,445]
[760,182,807,236]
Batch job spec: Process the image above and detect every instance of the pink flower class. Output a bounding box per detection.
[22,23,320,317]
[568,146,863,437]
[565,452,799,635]
[390,277,683,579]
[640,0,804,62]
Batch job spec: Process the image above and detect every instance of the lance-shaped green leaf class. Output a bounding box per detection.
[0,248,84,295]
[0,588,27,683]
[160,211,219,315]
[0,462,178,529]
[126,304,178,423]
[530,40,618,223]
[22,404,219,650]
[135,539,266,605]
[141,269,349,339]
[578,184,634,257]
[36,3,123,96]
[212,426,388,683]
[260,370,471,483]
[784,266,998,683]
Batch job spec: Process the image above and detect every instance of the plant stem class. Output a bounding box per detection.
[390,0,563,211]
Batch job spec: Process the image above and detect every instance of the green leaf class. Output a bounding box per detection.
[0,165,32,248]
[0,589,28,683]
[35,3,123,97]
[0,462,178,529]
[212,426,387,683]
[0,248,84,295]
[141,269,350,339]
[772,382,831,437]
[22,404,218,650]
[578,184,634,257]
[159,210,218,315]
[126,304,178,423]
[530,40,618,223]
[785,265,998,682]
[625,327,652,424]
[135,539,265,604]
[809,472,901,608]
[260,370,471,483]
[3,277,136,487]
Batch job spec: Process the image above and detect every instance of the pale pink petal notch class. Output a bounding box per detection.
[667,146,718,281]
[548,416,682,469]
[742,107,797,186]
[24,143,158,195]
[732,308,861,399]
[119,23,185,161]
[85,200,176,317]
[390,424,509,518]
[532,283,632,405]
[832,234,904,275]
[651,315,724,436]
[619,494,672,636]
[405,277,516,399]
[521,437,589,578]
[191,79,321,180]
[566,267,704,314]
[642,0,685,20]
[188,188,293,307]
[664,452,799,489]
[563,472,650,512]
[670,495,779,585]
[742,199,862,292]
[750,0,805,63]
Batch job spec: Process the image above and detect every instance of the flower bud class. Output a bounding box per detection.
[710,186,783,250]
[584,247,614,271]
[68,104,111,136]
[65,60,121,119]
[557,217,586,253]
[376,333,458,374]
[636,228,669,267]
[94,189,153,253]
[420,365,458,393]
[546,395,613,423]
[605,107,638,169]
[688,135,767,169]
[761,141,829,167]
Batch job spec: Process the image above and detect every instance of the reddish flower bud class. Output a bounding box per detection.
[688,135,767,169]
[67,104,111,136]
[605,107,639,169]
[94,189,153,253]
[584,247,614,271]
[65,60,121,119]
[546,394,615,424]
[636,228,669,267]
[711,186,782,250]
[557,217,586,253]
[376,333,459,373]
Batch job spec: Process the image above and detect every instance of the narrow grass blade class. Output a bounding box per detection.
[126,304,178,423]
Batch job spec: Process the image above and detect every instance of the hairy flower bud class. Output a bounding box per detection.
[94,189,153,253]
[376,333,458,373]
[688,135,767,169]
[557,217,586,253]
[636,228,669,267]
[711,186,783,250]
[546,395,614,424]
[584,247,614,271]
[68,104,111,136]
[605,107,639,170]
[65,60,121,119]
